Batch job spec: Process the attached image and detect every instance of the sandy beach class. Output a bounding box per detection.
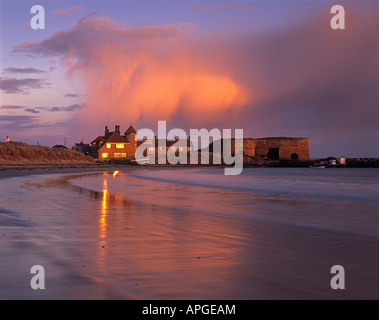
[0,166,378,299]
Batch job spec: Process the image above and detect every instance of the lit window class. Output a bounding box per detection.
[121,153,127,157]
[114,153,121,158]
[102,153,109,158]
[106,143,111,149]
[116,143,125,149]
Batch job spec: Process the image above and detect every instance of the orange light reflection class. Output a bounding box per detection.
[99,177,108,269]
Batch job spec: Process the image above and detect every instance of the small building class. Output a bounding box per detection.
[91,125,137,159]
[72,142,92,156]
[137,137,193,153]
[52,145,68,149]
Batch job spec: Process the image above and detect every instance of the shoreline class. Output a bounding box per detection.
[0,163,126,180]
[1,162,378,181]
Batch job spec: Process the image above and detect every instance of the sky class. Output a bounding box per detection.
[0,0,378,157]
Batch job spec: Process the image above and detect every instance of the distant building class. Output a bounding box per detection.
[209,137,310,161]
[91,125,137,159]
[72,142,91,156]
[139,137,193,154]
[52,145,68,149]
[90,125,309,162]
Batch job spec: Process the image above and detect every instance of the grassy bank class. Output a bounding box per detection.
[0,141,95,164]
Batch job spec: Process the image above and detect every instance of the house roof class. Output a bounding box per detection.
[137,138,192,148]
[106,132,129,143]
[125,125,137,135]
[91,136,100,143]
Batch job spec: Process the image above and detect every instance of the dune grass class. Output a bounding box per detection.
[0,141,95,164]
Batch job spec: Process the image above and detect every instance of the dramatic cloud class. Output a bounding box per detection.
[12,4,379,156]
[0,77,47,94]
[52,5,83,16]
[4,67,45,74]
[13,14,250,131]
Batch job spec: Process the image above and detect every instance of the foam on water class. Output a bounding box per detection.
[131,168,379,202]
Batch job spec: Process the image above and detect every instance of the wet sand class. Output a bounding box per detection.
[0,167,378,299]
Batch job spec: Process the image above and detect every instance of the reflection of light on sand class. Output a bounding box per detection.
[101,178,108,231]
[113,171,119,178]
[99,177,108,270]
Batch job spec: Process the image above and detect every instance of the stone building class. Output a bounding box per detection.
[209,137,309,161]
[242,137,309,160]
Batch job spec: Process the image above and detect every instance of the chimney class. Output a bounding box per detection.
[105,126,109,135]
[115,125,120,134]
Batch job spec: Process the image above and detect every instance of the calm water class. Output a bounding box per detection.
[72,167,379,235]
[0,167,378,299]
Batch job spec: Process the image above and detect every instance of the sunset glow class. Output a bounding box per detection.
[1,0,379,158]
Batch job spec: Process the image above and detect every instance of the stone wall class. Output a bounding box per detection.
[228,137,310,160]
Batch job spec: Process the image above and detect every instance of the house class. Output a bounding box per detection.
[91,125,137,159]
[137,137,193,154]
[52,145,68,149]
[72,142,92,156]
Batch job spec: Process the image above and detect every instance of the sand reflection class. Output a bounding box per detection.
[81,172,247,298]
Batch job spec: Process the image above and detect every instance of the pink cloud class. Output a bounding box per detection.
[52,5,83,16]
[13,14,250,131]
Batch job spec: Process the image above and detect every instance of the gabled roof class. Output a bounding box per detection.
[125,125,137,135]
[103,131,128,144]
[92,131,129,149]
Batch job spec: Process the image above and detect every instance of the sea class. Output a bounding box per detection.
[0,167,378,299]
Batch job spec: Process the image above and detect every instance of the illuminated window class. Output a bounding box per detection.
[116,143,125,149]
[121,153,127,157]
[102,153,109,158]
[106,143,111,149]
[114,153,121,158]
